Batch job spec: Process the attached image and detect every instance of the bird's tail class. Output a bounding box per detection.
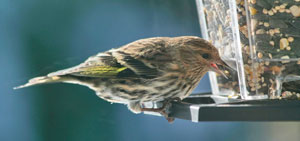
[14,75,66,89]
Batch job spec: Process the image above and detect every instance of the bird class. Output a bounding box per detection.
[15,36,229,122]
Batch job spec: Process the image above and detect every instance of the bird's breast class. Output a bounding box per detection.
[90,70,204,104]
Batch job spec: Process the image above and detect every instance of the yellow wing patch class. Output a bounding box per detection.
[76,66,127,77]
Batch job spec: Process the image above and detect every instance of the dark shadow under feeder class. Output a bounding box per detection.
[144,94,300,122]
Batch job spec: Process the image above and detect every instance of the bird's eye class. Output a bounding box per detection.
[202,53,210,59]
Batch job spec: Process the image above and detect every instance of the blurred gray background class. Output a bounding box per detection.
[1,0,299,141]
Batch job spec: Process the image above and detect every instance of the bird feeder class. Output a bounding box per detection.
[197,0,300,100]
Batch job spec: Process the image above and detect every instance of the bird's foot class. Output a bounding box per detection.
[141,97,181,123]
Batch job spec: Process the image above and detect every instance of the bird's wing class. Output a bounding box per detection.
[47,47,165,79]
[50,37,174,79]
[112,37,174,78]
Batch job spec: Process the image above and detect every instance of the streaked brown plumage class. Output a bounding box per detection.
[15,36,228,120]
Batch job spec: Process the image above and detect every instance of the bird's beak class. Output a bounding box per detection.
[210,60,231,79]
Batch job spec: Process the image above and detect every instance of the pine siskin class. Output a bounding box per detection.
[15,36,229,121]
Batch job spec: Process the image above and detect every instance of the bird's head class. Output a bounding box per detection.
[177,36,230,78]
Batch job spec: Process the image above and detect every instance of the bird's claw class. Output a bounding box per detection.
[141,97,181,123]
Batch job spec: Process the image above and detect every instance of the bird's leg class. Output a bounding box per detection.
[141,97,181,123]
